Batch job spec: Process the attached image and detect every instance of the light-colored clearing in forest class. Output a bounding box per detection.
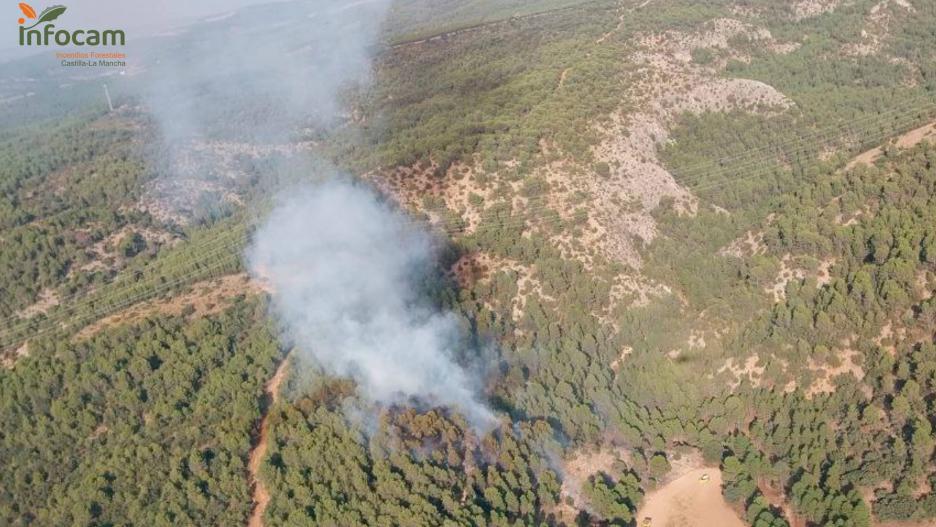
[766,255,806,302]
[806,347,864,397]
[846,120,936,170]
[720,229,767,258]
[1,341,29,369]
[16,288,60,320]
[817,257,837,286]
[248,356,289,527]
[792,0,841,20]
[556,445,633,521]
[589,17,792,266]
[636,468,745,527]
[719,355,765,390]
[77,273,265,339]
[610,345,633,373]
[842,0,915,58]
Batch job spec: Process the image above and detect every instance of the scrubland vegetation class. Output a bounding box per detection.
[1,0,936,525]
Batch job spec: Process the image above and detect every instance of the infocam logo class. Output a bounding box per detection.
[17,2,125,46]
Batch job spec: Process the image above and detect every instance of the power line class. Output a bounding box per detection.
[2,100,934,353]
[0,257,242,351]
[3,0,935,351]
[0,221,250,330]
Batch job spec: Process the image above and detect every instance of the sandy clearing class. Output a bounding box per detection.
[636,468,745,527]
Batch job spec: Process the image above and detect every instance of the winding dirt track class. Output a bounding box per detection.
[247,357,289,527]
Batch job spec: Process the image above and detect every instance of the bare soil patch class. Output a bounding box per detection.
[17,288,60,320]
[846,120,936,170]
[589,18,792,266]
[766,255,807,302]
[792,0,842,20]
[719,355,765,390]
[1,341,29,369]
[720,229,767,258]
[636,468,745,527]
[77,273,264,339]
[806,346,865,398]
[555,445,633,522]
[760,481,806,527]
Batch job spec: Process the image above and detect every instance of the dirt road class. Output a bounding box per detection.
[247,356,289,527]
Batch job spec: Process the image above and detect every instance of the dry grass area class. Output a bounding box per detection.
[873,321,908,357]
[877,521,936,527]
[792,0,842,20]
[760,481,807,527]
[817,257,837,287]
[76,273,265,339]
[665,449,705,482]
[805,346,865,398]
[761,252,841,304]
[720,229,768,259]
[374,12,795,277]
[916,270,932,298]
[636,467,745,527]
[367,15,805,360]
[554,448,712,523]
[610,345,633,374]
[766,255,807,302]
[16,288,60,320]
[371,159,511,236]
[607,273,673,310]
[1,341,29,369]
[718,354,765,390]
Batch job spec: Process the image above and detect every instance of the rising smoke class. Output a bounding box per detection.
[143,0,389,143]
[141,0,495,429]
[247,181,496,431]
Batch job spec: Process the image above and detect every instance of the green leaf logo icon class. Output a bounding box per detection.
[23,4,66,30]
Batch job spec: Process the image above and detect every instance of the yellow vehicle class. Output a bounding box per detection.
[641,517,652,527]
[699,473,711,482]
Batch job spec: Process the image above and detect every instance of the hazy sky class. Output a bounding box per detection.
[3,0,275,58]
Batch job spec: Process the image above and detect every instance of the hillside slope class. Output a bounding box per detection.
[0,0,935,526]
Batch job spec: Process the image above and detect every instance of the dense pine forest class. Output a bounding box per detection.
[1,0,935,526]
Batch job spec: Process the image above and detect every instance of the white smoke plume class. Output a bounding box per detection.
[247,180,496,431]
[138,0,498,430]
[142,0,390,142]
[134,0,393,222]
